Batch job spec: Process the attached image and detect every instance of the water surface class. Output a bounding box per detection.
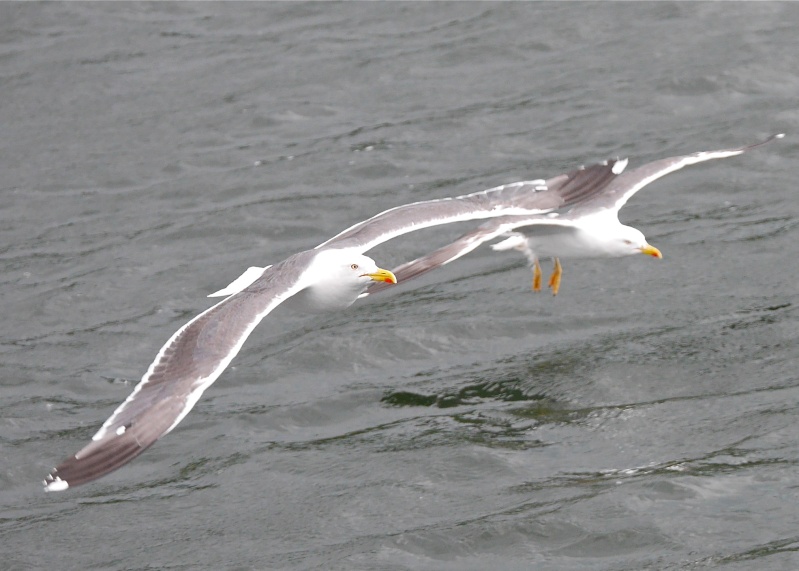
[1,3,798,570]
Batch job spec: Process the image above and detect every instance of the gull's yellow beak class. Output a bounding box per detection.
[363,268,397,284]
[640,244,663,259]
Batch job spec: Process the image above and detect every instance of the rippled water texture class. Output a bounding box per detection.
[2,3,798,570]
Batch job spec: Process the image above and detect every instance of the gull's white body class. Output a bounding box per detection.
[493,218,651,260]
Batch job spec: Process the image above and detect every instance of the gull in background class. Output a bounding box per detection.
[364,134,784,298]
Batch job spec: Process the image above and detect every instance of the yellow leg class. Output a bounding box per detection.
[548,258,562,296]
[532,259,542,292]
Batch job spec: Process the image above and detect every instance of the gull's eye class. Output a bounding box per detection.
[351,264,359,270]
[623,239,633,245]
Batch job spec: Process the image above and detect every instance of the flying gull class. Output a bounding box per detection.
[44,159,620,491]
[364,134,784,298]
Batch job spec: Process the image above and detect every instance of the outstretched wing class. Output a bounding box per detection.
[569,133,785,218]
[319,159,626,253]
[361,215,581,297]
[44,251,317,491]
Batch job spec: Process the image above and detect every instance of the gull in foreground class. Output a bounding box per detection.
[44,159,620,491]
[364,134,784,298]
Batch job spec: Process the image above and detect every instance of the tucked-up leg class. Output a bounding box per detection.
[548,258,562,296]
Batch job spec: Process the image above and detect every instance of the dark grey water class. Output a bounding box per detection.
[2,2,798,570]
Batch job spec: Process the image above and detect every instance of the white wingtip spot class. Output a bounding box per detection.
[116,425,127,436]
[776,133,785,139]
[44,476,69,492]
[612,158,629,175]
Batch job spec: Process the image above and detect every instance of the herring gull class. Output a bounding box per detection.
[44,159,619,491]
[364,134,784,297]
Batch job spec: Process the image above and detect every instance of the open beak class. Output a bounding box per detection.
[363,268,397,284]
[639,244,663,259]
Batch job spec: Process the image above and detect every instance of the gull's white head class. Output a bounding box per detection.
[298,250,397,312]
[319,251,397,287]
[605,225,663,259]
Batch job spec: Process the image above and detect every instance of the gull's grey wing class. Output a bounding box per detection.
[319,158,627,254]
[361,215,582,297]
[44,251,318,491]
[360,159,628,297]
[362,225,508,297]
[569,134,785,218]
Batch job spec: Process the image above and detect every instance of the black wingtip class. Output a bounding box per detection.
[556,159,624,206]
[43,440,147,491]
[740,133,786,152]
[42,420,164,491]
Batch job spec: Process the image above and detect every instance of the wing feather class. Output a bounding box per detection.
[44,252,316,491]
[320,159,625,253]
[362,216,582,297]
[569,134,784,217]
